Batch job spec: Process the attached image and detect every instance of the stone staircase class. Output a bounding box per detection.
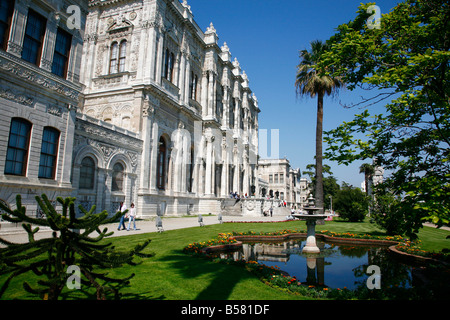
[272,206,292,217]
[220,199,242,216]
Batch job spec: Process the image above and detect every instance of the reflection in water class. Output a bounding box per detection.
[219,240,417,291]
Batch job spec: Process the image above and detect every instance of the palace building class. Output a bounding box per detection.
[0,0,265,218]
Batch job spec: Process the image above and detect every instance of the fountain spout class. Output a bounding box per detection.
[292,195,328,253]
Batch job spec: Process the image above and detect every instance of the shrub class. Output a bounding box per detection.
[334,184,369,222]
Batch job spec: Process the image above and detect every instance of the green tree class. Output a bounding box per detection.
[334,183,369,222]
[370,189,406,236]
[295,40,344,213]
[0,194,153,300]
[302,163,340,210]
[320,0,450,235]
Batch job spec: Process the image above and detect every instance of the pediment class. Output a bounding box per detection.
[106,18,133,34]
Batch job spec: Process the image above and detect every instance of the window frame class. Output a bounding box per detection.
[4,118,32,176]
[118,40,126,73]
[51,28,72,78]
[109,41,119,74]
[21,9,47,66]
[164,49,175,82]
[109,40,127,74]
[38,127,60,179]
[79,156,96,190]
[0,0,14,51]
[111,162,125,192]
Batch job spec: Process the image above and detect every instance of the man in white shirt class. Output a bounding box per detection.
[117,201,128,230]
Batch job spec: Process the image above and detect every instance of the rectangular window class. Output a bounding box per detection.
[0,0,14,50]
[274,174,278,184]
[22,10,46,66]
[52,28,71,78]
[269,174,273,184]
[5,118,32,176]
[280,173,284,184]
[38,127,60,179]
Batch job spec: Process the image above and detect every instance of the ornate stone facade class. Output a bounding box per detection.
[257,158,310,209]
[0,0,262,218]
[0,0,86,216]
[74,0,260,217]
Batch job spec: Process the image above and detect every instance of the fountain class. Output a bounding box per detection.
[292,194,329,254]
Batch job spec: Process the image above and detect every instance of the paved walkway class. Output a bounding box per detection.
[0,215,288,247]
[1,215,448,247]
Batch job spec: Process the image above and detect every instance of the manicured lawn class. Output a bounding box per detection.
[1,219,449,300]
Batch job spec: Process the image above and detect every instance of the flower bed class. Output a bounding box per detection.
[182,229,450,299]
[183,233,239,255]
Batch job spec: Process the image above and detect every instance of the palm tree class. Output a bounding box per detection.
[295,40,344,213]
[359,163,375,197]
[359,162,375,217]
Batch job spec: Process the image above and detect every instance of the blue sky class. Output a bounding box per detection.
[187,0,401,187]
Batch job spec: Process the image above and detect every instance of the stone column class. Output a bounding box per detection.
[146,26,158,81]
[179,52,186,103]
[79,9,100,87]
[204,132,214,196]
[174,51,181,88]
[139,99,154,192]
[60,105,77,188]
[180,133,188,193]
[155,31,164,85]
[207,71,215,117]
[96,168,107,213]
[184,56,191,105]
[242,152,249,196]
[166,147,173,192]
[234,98,240,130]
[233,152,240,195]
[149,122,159,191]
[200,71,208,117]
[6,1,28,58]
[40,15,58,72]
[104,169,113,214]
[222,86,229,128]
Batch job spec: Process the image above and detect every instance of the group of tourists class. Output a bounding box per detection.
[117,201,137,231]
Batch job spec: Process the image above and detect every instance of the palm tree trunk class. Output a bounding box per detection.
[315,92,324,213]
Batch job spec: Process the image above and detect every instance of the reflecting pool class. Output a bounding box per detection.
[250,240,409,290]
[217,239,450,298]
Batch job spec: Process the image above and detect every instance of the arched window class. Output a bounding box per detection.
[164,49,174,82]
[109,42,118,74]
[79,157,95,189]
[189,72,198,100]
[118,40,126,72]
[38,127,60,179]
[112,162,124,192]
[156,137,166,190]
[109,40,126,74]
[5,118,32,176]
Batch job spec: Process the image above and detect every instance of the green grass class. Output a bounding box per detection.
[1,219,449,300]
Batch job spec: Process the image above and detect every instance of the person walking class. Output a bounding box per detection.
[117,201,127,230]
[127,203,137,231]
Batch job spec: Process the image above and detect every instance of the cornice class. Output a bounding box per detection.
[88,0,128,8]
[0,50,82,101]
